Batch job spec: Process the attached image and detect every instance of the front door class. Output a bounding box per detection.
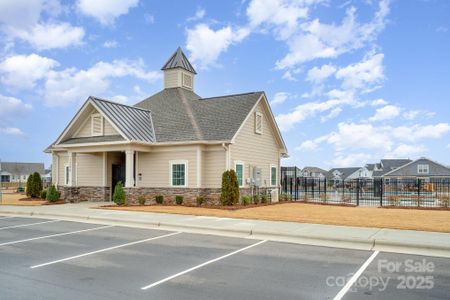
[112,164,125,193]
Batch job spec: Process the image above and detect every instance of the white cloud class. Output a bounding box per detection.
[44,59,161,106]
[297,140,318,152]
[186,24,250,69]
[321,107,342,122]
[391,123,450,142]
[0,94,32,120]
[276,0,390,69]
[110,95,128,104]
[388,144,426,158]
[9,22,85,50]
[306,64,336,84]
[0,127,24,136]
[144,13,154,24]
[0,53,59,89]
[335,53,384,90]
[77,0,139,25]
[332,153,373,167]
[187,7,205,22]
[103,40,118,48]
[370,98,388,106]
[0,0,43,29]
[368,105,400,122]
[270,92,289,106]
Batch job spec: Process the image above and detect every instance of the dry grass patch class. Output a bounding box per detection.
[0,191,46,206]
[101,202,450,233]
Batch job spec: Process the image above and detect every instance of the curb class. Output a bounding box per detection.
[1,209,450,258]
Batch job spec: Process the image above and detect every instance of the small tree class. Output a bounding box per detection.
[46,184,59,203]
[31,172,43,198]
[220,170,240,206]
[26,173,34,197]
[113,181,126,206]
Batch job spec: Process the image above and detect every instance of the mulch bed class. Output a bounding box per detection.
[19,197,45,202]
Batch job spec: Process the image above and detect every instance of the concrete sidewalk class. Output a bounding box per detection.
[1,202,450,258]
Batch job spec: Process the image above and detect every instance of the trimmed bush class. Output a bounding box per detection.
[137,195,146,205]
[196,196,205,206]
[40,189,47,199]
[241,195,251,206]
[388,195,401,206]
[220,170,240,206]
[260,194,268,204]
[252,194,260,204]
[26,174,33,197]
[46,185,59,203]
[279,193,289,202]
[155,195,164,204]
[440,195,450,208]
[113,181,126,206]
[30,172,43,198]
[175,195,183,205]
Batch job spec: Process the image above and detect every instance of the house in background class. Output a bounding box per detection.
[301,166,327,178]
[327,167,371,185]
[0,162,45,183]
[46,47,288,203]
[383,157,450,181]
[370,159,412,178]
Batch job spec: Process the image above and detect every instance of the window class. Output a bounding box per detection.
[182,73,192,88]
[235,162,244,187]
[417,164,429,174]
[91,113,103,136]
[255,112,263,134]
[170,161,187,187]
[64,164,71,185]
[270,165,277,186]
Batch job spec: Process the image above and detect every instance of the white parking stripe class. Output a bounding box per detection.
[333,251,380,300]
[31,231,181,269]
[0,220,60,230]
[141,240,267,290]
[0,225,114,247]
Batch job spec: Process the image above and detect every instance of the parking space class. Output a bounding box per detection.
[0,215,449,299]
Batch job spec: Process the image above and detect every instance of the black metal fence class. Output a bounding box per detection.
[281,169,450,208]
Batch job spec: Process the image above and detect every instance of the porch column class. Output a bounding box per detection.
[68,152,77,187]
[125,150,135,188]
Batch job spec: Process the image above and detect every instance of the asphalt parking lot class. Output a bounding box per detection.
[0,215,449,299]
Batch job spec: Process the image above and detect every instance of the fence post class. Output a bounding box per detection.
[324,178,327,197]
[294,168,297,201]
[304,177,307,201]
[380,178,383,207]
[356,178,360,206]
[417,178,421,207]
[289,177,293,200]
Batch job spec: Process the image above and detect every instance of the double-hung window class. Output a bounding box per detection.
[170,161,187,187]
[417,164,429,174]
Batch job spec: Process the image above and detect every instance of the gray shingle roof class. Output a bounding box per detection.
[372,159,412,177]
[90,97,155,143]
[59,135,125,145]
[0,162,45,175]
[327,167,361,180]
[134,88,263,142]
[161,47,197,74]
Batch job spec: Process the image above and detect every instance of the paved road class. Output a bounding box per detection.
[0,215,449,299]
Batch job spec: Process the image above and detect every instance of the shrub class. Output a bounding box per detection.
[241,195,251,206]
[440,195,450,208]
[196,196,205,206]
[320,193,328,203]
[113,181,126,206]
[260,194,268,204]
[40,189,47,199]
[175,195,183,205]
[252,194,260,204]
[46,184,59,203]
[30,172,43,198]
[341,195,352,204]
[279,193,289,202]
[388,195,401,206]
[137,195,146,205]
[220,170,240,206]
[26,173,33,197]
[155,195,164,204]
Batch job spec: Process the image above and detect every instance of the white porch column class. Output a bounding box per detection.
[125,150,135,188]
[68,152,77,187]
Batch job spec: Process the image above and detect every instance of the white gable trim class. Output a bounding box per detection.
[230,93,288,155]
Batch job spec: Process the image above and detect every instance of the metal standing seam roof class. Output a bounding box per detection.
[161,47,197,74]
[59,135,125,145]
[90,97,156,143]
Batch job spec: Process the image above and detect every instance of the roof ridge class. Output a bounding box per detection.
[200,91,263,100]
[90,96,151,112]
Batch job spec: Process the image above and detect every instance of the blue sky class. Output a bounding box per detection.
[0,0,449,169]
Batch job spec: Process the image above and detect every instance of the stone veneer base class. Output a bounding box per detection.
[59,186,111,203]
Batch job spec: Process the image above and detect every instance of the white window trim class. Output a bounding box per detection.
[255,111,263,134]
[91,113,104,136]
[417,164,429,174]
[270,164,277,187]
[64,163,71,186]
[169,160,188,187]
[235,161,245,187]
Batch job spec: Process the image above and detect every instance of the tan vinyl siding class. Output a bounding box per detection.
[164,69,181,89]
[57,153,68,186]
[76,153,103,186]
[137,146,197,187]
[202,146,226,188]
[231,101,280,188]
[74,109,118,138]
